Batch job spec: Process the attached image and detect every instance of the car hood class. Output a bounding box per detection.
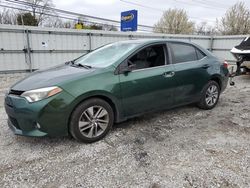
[11,64,95,91]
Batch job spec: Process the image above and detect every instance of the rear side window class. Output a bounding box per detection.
[196,49,206,60]
[169,43,205,64]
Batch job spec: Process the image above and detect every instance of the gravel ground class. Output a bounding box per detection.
[0,73,249,188]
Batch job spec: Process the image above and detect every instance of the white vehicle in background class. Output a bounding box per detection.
[231,37,250,74]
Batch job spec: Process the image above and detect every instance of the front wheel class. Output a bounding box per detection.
[69,98,114,143]
[197,81,220,110]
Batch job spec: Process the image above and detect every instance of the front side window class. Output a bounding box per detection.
[128,44,166,70]
[170,43,203,64]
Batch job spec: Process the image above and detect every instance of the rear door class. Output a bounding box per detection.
[168,42,210,105]
[118,43,177,117]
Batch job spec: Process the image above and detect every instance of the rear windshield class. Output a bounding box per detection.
[74,42,138,68]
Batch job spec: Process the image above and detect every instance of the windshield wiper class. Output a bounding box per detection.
[66,60,92,69]
[65,60,75,65]
[72,63,92,69]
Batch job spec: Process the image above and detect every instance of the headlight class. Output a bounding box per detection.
[21,86,62,103]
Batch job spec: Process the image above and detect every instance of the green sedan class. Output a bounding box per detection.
[4,39,229,143]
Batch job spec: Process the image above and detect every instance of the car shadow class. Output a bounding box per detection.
[115,104,198,129]
[13,104,199,145]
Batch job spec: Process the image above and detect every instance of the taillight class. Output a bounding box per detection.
[223,60,228,68]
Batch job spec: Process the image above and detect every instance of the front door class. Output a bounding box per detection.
[118,43,177,117]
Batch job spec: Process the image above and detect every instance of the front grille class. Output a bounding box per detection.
[9,90,24,96]
[9,116,20,129]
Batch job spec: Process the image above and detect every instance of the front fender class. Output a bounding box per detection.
[67,90,125,124]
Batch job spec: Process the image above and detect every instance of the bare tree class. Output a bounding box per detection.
[17,12,38,26]
[0,8,17,24]
[24,0,55,25]
[64,21,74,29]
[196,21,207,35]
[44,16,64,28]
[153,8,195,34]
[102,24,118,31]
[196,21,216,35]
[217,2,250,35]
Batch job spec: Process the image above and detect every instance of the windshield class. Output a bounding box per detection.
[74,42,138,68]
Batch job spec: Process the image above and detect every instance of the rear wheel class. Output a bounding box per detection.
[70,98,114,143]
[197,81,220,110]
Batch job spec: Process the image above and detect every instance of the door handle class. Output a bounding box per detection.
[202,64,210,69]
[163,71,175,78]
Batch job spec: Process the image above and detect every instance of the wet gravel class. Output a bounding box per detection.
[0,73,249,188]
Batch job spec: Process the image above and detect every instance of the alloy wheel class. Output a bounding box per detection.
[78,106,109,138]
[205,85,219,106]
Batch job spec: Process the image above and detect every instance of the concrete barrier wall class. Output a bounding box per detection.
[0,24,245,73]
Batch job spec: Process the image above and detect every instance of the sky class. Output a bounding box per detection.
[53,0,250,28]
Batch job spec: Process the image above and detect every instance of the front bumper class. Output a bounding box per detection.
[8,118,47,137]
[4,91,75,137]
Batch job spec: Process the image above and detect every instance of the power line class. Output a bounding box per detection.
[4,0,155,29]
[1,0,220,34]
[174,0,225,10]
[120,0,163,12]
[0,4,120,28]
[0,3,157,32]
[119,0,217,22]
[194,0,231,7]
[120,0,225,11]
[5,0,120,23]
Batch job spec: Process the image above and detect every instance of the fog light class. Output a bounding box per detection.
[35,123,41,129]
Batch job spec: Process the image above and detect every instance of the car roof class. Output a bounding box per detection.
[116,39,203,49]
[115,39,211,56]
[116,39,190,45]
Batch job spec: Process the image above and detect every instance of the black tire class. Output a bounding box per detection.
[69,98,114,143]
[197,81,220,110]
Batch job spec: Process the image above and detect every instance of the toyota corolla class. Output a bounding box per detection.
[4,39,229,143]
